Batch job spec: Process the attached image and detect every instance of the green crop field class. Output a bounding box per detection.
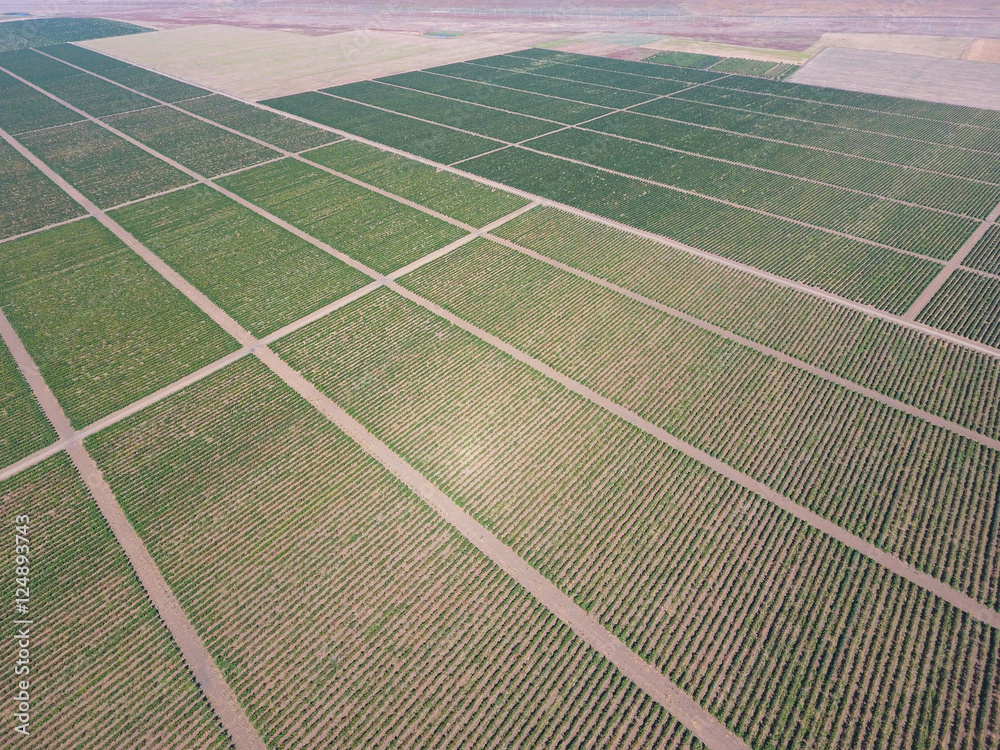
[302,139,528,227]
[20,119,190,208]
[0,455,232,748]
[2,35,999,750]
[0,337,54,465]
[0,17,149,53]
[218,157,468,273]
[0,220,237,426]
[87,356,701,749]
[111,184,371,336]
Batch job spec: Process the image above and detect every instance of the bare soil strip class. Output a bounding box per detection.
[255,345,752,750]
[6,56,1000,631]
[904,198,1000,319]
[390,282,1000,629]
[485,232,1000,452]
[0,307,266,750]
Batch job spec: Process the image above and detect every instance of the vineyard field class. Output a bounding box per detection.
[400,238,1000,607]
[0,17,148,53]
[475,56,698,96]
[0,71,83,135]
[302,139,528,227]
[428,61,655,108]
[0,219,237,427]
[261,91,499,163]
[378,70,611,124]
[20,120,191,208]
[111,184,371,336]
[0,455,232,748]
[0,48,90,82]
[0,337,54,467]
[218,158,467,273]
[918,271,1000,348]
[460,147,941,312]
[705,58,779,76]
[634,96,1000,183]
[179,94,339,152]
[504,48,724,84]
[966,224,1000,275]
[527,127,976,257]
[41,42,132,74]
[321,80,560,143]
[492,206,1000,439]
[85,356,701,750]
[272,288,1000,750]
[714,74,1000,130]
[679,85,1000,153]
[21,68,155,117]
[644,51,724,69]
[0,139,84,240]
[102,105,280,177]
[586,111,1000,218]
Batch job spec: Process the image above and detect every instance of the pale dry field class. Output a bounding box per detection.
[82,24,553,100]
[804,32,975,59]
[790,46,1000,110]
[966,38,1000,62]
[638,35,810,64]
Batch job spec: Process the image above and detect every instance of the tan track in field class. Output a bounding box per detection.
[81,24,552,100]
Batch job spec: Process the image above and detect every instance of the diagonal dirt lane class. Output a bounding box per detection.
[0,307,267,750]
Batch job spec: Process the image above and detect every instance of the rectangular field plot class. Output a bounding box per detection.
[644,51,724,69]
[492,206,1000,440]
[0,337,54,467]
[717,73,1000,130]
[322,80,559,142]
[262,91,499,164]
[586,111,1000,219]
[218,158,467,274]
[41,42,132,74]
[476,57,696,97]
[0,71,82,134]
[527,127,977,258]
[0,455,231,748]
[918,270,1000,348]
[178,94,339,152]
[428,62,654,108]
[0,48,82,82]
[635,97,1000,183]
[0,139,84,240]
[504,47,724,84]
[0,17,148,53]
[20,120,191,208]
[103,105,279,177]
[0,219,237,427]
[85,356,699,750]
[29,70,156,118]
[965,225,1000,275]
[401,238,1000,607]
[681,84,1000,153]
[460,147,941,312]
[273,288,1000,750]
[303,139,528,227]
[378,70,611,124]
[111,184,371,336]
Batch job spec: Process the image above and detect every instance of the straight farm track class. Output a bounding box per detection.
[3,40,1000,750]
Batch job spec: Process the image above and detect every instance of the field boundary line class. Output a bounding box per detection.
[904,198,1000,319]
[702,80,1000,135]
[0,305,266,750]
[573,123,981,220]
[498,51,730,89]
[10,117,85,137]
[512,143,947,263]
[254,344,751,750]
[247,98,1000,362]
[388,281,1000,629]
[60,45,1000,362]
[667,91,1000,158]
[0,213,88,246]
[625,109,1000,187]
[480,232,1000,452]
[103,180,200,211]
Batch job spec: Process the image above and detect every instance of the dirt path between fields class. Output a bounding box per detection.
[0,306,266,750]
[904,197,1000,319]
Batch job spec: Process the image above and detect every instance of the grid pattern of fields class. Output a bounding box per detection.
[1,38,998,750]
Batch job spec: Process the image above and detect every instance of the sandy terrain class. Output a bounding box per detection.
[790,47,1000,110]
[82,25,553,100]
[804,32,974,59]
[966,37,1000,62]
